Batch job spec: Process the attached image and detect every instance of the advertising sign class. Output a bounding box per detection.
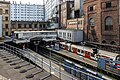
[0,15,2,37]
[54,43,60,51]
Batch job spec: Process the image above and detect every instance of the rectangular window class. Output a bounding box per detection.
[89,6,93,11]
[59,32,62,37]
[63,32,66,38]
[29,24,32,28]
[5,32,8,36]
[24,24,26,28]
[5,10,8,14]
[106,2,112,8]
[34,24,37,28]
[5,24,8,28]
[5,17,8,21]
[18,24,21,28]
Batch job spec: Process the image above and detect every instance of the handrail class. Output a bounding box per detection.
[1,43,107,80]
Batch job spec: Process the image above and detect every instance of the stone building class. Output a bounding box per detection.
[0,1,10,37]
[11,21,49,33]
[84,0,119,45]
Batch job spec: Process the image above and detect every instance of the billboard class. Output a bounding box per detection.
[54,43,60,51]
[0,15,2,37]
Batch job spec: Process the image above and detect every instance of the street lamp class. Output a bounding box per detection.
[33,41,40,53]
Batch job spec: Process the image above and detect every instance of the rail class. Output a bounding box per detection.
[0,43,105,80]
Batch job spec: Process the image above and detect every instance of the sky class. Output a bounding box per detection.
[5,0,46,5]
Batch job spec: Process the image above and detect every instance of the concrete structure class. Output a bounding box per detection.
[45,0,59,21]
[0,1,11,37]
[67,18,84,30]
[13,30,57,43]
[10,2,44,21]
[11,21,49,33]
[74,0,84,18]
[57,29,83,42]
[60,1,74,28]
[84,0,120,45]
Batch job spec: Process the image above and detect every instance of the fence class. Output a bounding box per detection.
[0,43,103,80]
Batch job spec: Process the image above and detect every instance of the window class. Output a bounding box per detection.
[5,10,8,14]
[105,16,113,31]
[29,24,32,28]
[89,18,95,28]
[24,24,26,28]
[59,32,62,37]
[90,6,93,11]
[43,24,45,28]
[106,2,112,8]
[63,32,66,38]
[34,24,37,28]
[39,24,42,27]
[18,24,21,28]
[5,24,8,28]
[5,17,8,21]
[5,32,8,36]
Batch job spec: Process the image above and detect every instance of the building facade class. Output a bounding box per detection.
[45,0,59,21]
[60,1,74,28]
[67,18,84,30]
[74,0,84,18]
[84,0,120,45]
[10,2,44,21]
[0,1,11,37]
[11,21,49,33]
[57,29,83,42]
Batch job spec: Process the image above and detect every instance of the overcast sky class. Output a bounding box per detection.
[5,0,46,5]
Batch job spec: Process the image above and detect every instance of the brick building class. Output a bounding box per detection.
[67,18,84,30]
[84,0,120,45]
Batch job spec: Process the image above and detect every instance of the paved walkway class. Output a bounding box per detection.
[0,49,59,80]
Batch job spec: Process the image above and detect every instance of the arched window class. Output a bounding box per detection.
[89,18,95,28]
[102,40,107,44]
[105,16,113,31]
[110,41,116,45]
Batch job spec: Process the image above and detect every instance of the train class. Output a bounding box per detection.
[59,42,120,70]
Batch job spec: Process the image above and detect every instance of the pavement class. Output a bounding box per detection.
[0,49,59,80]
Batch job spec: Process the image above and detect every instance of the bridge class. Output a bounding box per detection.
[13,30,57,43]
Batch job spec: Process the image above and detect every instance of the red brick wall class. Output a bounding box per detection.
[84,0,120,45]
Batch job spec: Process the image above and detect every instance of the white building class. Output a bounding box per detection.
[57,29,83,42]
[45,0,59,21]
[10,2,44,21]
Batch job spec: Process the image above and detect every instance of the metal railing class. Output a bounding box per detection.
[0,43,105,80]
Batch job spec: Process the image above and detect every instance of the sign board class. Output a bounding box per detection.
[0,15,2,37]
[54,43,60,51]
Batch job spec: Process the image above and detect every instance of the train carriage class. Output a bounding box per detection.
[59,42,120,62]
